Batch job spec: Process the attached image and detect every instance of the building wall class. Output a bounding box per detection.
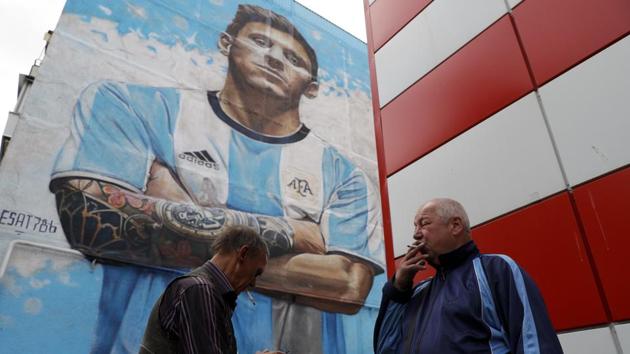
[364,0,630,352]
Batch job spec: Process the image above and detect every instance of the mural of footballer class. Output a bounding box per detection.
[49,4,385,354]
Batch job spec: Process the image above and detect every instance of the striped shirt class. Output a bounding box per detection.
[158,261,237,354]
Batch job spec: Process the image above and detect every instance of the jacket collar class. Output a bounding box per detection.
[437,240,479,271]
[199,261,238,310]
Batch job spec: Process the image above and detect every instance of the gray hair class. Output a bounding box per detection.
[211,225,268,257]
[423,198,471,234]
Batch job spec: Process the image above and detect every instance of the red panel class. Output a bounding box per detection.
[364,2,397,277]
[573,166,630,322]
[381,16,533,176]
[513,0,630,86]
[369,0,432,51]
[474,193,607,331]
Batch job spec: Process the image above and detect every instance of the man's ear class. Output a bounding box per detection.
[237,245,249,263]
[450,217,464,236]
[219,32,233,56]
[303,81,319,99]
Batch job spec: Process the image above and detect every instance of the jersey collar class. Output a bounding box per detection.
[207,91,310,144]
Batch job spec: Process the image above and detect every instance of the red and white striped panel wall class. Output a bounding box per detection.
[364,0,630,352]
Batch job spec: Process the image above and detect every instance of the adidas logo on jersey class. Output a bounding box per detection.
[178,150,219,170]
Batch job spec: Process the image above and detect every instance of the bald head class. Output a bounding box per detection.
[412,198,472,265]
[419,198,471,236]
[413,198,471,266]
[210,225,269,294]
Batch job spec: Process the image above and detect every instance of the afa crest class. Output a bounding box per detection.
[287,177,314,197]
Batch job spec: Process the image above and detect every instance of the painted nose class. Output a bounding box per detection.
[266,46,285,71]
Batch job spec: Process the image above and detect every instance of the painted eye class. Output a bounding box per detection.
[285,52,300,65]
[252,36,270,47]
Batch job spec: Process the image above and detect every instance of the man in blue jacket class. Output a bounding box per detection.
[374,198,563,354]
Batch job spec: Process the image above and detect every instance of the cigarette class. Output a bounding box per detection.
[407,242,426,248]
[246,289,256,305]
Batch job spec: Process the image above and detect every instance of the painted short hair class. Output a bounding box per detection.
[211,225,268,258]
[225,4,319,80]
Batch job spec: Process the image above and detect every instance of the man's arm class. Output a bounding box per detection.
[51,177,312,268]
[484,256,563,354]
[255,162,389,313]
[373,243,429,351]
[157,157,382,313]
[52,172,372,313]
[255,253,374,314]
[148,162,327,256]
[255,239,424,315]
[53,176,372,312]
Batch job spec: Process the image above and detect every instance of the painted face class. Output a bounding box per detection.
[412,204,457,265]
[233,250,268,294]
[226,22,316,101]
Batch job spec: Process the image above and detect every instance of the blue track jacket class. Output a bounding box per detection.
[374,241,563,354]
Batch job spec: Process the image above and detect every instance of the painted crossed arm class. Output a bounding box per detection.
[50,176,373,312]
[50,177,320,268]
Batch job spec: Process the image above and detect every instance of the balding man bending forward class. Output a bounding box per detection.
[140,226,270,354]
[374,198,563,354]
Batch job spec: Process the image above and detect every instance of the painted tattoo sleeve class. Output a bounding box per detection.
[51,179,294,268]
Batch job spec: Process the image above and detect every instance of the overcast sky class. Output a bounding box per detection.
[0,0,367,133]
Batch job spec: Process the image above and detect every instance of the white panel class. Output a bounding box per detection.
[539,34,630,186]
[507,0,523,9]
[3,112,19,137]
[615,322,630,353]
[386,93,565,256]
[559,327,618,354]
[374,0,506,106]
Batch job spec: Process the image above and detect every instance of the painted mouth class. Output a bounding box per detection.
[256,65,287,84]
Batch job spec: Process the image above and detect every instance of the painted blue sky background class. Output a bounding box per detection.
[62,0,371,95]
[0,258,101,353]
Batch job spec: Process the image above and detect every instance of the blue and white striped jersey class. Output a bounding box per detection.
[52,80,386,354]
[52,80,385,270]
